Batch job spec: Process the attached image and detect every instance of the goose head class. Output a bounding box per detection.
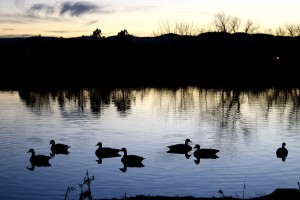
[96,142,103,148]
[119,147,127,154]
[185,138,192,145]
[27,148,35,155]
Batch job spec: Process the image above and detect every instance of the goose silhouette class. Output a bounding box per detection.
[276,142,288,162]
[193,144,219,165]
[119,147,144,172]
[95,142,121,163]
[167,138,192,154]
[193,144,219,158]
[49,140,70,156]
[27,148,52,170]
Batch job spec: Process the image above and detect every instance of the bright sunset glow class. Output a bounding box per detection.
[0,0,299,38]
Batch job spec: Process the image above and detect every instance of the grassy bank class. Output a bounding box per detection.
[64,171,300,200]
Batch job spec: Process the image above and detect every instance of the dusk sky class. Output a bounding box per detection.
[0,0,299,38]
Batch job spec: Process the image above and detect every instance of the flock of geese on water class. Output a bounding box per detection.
[27,139,289,171]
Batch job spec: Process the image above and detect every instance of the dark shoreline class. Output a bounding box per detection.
[89,188,300,200]
[1,32,300,91]
[66,172,300,200]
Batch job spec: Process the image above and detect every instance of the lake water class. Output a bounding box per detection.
[0,87,300,200]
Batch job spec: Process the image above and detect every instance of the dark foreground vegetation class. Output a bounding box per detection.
[77,188,300,200]
[1,31,300,90]
[64,171,300,200]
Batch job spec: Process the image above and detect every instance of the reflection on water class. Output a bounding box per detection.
[1,87,300,200]
[17,87,300,128]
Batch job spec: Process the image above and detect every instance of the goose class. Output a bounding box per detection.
[49,140,70,155]
[95,142,121,159]
[167,138,192,154]
[27,148,52,167]
[193,144,219,164]
[119,147,145,167]
[193,144,219,159]
[276,142,288,161]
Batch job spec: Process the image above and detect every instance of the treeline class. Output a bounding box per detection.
[1,30,300,90]
[153,12,300,37]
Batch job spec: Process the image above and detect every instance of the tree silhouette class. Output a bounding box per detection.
[152,20,204,36]
[212,12,241,33]
[117,29,130,37]
[90,28,103,38]
[116,29,133,44]
[243,19,260,34]
[284,24,300,37]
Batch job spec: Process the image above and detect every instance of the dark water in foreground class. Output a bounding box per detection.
[0,87,300,200]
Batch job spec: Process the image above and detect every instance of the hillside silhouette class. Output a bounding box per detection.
[1,32,299,90]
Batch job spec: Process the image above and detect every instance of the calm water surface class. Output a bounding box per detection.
[0,87,300,200]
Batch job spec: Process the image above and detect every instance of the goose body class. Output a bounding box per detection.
[27,148,52,167]
[167,138,192,154]
[50,140,70,155]
[193,144,219,159]
[276,142,288,161]
[193,144,219,165]
[119,147,145,167]
[95,142,121,159]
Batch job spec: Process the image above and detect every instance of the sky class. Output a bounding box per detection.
[0,0,299,38]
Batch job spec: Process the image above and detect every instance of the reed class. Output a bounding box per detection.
[64,172,299,200]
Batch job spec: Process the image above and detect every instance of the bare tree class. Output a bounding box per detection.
[243,20,260,34]
[262,28,274,35]
[152,19,172,36]
[229,16,241,33]
[195,26,211,35]
[284,24,299,37]
[153,20,202,36]
[174,21,200,36]
[212,12,231,32]
[212,12,241,33]
[296,25,300,36]
[275,26,287,36]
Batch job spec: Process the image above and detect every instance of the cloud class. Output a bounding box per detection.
[2,28,16,31]
[14,0,25,9]
[27,4,55,17]
[85,20,98,26]
[60,1,99,16]
[23,1,101,18]
[0,1,109,26]
[123,6,157,13]
[47,29,89,33]
[0,18,26,24]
